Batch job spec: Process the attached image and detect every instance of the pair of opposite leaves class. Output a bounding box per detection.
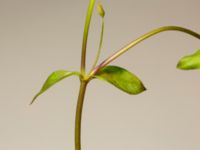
[31,50,200,104]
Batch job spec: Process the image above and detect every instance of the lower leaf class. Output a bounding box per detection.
[31,70,80,104]
[95,66,146,95]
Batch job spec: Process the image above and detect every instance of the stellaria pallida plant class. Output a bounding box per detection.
[30,0,200,150]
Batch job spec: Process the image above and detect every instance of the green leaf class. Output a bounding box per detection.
[30,70,80,105]
[177,49,200,70]
[95,66,146,95]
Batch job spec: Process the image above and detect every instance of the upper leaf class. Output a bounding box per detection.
[95,66,146,95]
[30,70,80,104]
[177,49,200,70]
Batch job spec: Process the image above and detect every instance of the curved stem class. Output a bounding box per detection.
[75,80,88,150]
[90,26,200,75]
[81,0,95,75]
[90,18,105,73]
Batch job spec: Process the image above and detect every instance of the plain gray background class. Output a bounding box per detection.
[0,0,200,150]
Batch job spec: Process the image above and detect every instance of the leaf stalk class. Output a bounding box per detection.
[90,26,200,75]
[90,18,105,73]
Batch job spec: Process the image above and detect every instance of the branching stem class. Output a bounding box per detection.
[90,26,200,75]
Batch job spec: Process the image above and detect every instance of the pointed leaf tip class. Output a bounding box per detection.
[95,66,146,95]
[97,2,105,18]
[30,70,80,104]
[177,49,200,70]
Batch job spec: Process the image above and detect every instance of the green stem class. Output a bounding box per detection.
[75,80,88,150]
[90,18,105,73]
[81,0,95,75]
[90,26,200,75]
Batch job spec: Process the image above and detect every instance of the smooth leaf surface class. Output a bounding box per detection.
[31,70,80,104]
[95,66,146,95]
[177,49,200,70]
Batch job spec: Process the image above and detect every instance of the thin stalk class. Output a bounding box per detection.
[81,0,95,75]
[75,80,88,150]
[90,18,105,73]
[90,26,200,75]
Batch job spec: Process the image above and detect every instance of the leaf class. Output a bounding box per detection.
[177,49,200,70]
[30,70,80,105]
[95,66,146,95]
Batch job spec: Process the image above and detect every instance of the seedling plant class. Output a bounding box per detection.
[31,0,200,150]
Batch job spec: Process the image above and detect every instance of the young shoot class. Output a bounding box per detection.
[31,0,200,150]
